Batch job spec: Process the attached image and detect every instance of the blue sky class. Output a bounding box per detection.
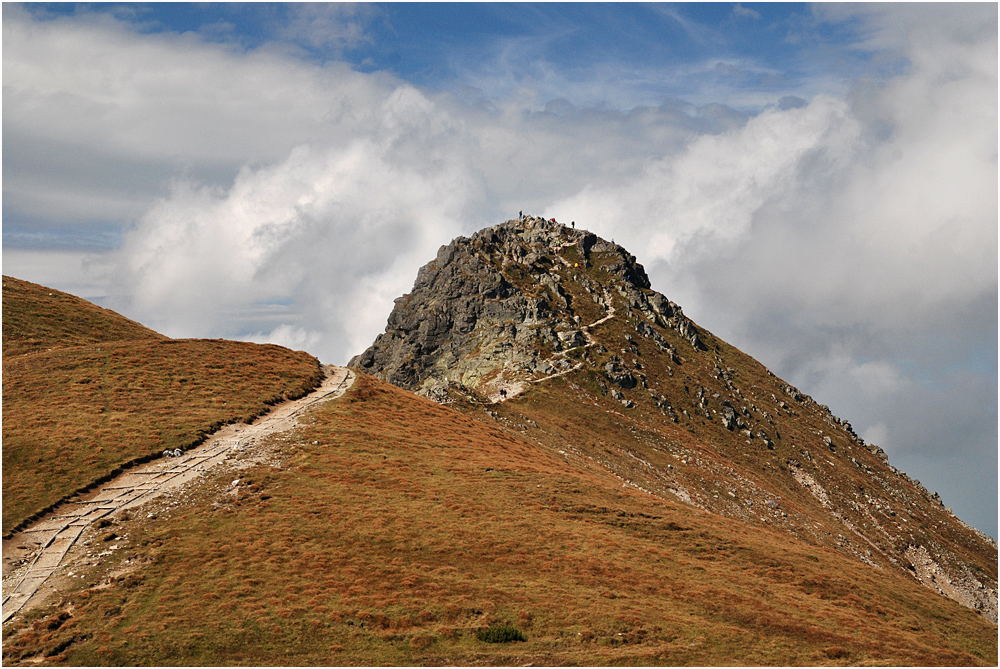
[21,2,886,109]
[3,3,997,538]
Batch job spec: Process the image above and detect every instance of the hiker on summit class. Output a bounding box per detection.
[572,221,575,228]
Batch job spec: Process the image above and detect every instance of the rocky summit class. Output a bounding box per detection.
[353,215,998,623]
[351,215,703,402]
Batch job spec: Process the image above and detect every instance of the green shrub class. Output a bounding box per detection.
[476,624,526,643]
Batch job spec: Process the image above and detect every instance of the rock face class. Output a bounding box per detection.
[351,215,998,623]
[351,215,700,402]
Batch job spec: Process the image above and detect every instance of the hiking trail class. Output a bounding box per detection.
[1,365,354,625]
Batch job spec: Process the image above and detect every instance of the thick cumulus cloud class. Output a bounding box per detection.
[3,5,996,534]
[5,6,759,361]
[546,95,862,258]
[116,93,483,361]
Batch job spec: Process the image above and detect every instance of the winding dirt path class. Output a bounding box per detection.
[1,365,354,624]
[483,287,619,402]
[529,288,617,386]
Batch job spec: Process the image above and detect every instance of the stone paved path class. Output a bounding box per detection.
[1,365,354,624]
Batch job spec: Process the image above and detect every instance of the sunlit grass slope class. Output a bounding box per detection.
[2,276,163,357]
[9,374,994,666]
[2,275,323,535]
[3,339,322,535]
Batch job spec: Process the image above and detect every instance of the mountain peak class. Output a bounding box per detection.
[351,215,700,402]
[351,215,998,623]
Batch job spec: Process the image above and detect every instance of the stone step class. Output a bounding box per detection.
[22,519,69,533]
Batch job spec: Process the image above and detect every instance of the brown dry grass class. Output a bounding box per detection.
[2,275,323,535]
[6,373,995,666]
[2,338,322,535]
[2,276,163,357]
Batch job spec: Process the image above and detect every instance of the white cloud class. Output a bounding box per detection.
[546,95,861,260]
[2,6,390,225]
[244,324,322,355]
[732,5,762,21]
[114,130,479,362]
[1,249,115,302]
[280,3,378,53]
[862,423,891,451]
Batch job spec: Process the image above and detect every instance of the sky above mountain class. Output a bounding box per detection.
[3,2,996,538]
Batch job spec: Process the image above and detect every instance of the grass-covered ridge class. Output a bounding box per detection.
[2,276,164,357]
[2,275,323,535]
[7,373,994,666]
[3,339,322,535]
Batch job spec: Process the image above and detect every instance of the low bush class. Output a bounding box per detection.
[476,624,526,644]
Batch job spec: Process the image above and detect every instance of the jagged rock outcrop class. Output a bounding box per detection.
[351,215,701,401]
[604,360,637,389]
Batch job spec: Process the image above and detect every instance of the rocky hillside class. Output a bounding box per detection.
[352,217,701,400]
[352,215,998,623]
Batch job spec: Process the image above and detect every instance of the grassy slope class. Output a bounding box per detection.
[2,277,324,535]
[479,336,997,582]
[2,340,323,535]
[7,374,995,666]
[2,276,164,357]
[474,234,997,587]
